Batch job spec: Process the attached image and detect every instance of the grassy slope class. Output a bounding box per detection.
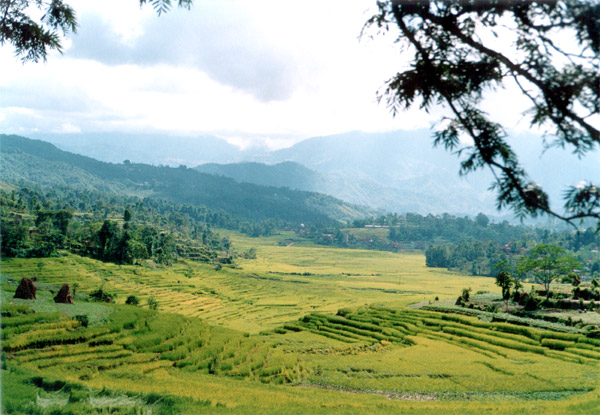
[0,134,373,222]
[1,234,599,414]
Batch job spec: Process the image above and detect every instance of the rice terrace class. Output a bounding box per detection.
[1,0,600,414]
[1,230,599,414]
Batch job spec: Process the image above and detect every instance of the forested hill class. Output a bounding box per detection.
[195,161,323,191]
[0,135,373,223]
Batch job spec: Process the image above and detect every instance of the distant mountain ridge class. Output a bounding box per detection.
[27,130,600,217]
[29,130,499,215]
[31,132,245,166]
[0,135,374,223]
[195,161,322,191]
[249,130,497,215]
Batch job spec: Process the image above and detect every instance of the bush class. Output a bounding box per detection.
[147,297,159,310]
[89,288,114,303]
[74,314,89,327]
[461,287,471,302]
[125,295,140,306]
[541,338,571,350]
[524,296,539,311]
[514,291,527,305]
[541,298,556,308]
[485,304,498,313]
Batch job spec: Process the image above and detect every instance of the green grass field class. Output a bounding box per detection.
[2,232,599,414]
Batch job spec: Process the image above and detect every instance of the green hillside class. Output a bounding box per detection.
[0,134,373,223]
[195,161,323,191]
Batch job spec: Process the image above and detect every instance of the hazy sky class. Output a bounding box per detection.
[0,0,544,149]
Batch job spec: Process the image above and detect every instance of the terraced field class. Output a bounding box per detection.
[2,234,599,414]
[1,234,496,333]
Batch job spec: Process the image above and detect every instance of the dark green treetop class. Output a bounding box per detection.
[0,0,193,62]
[366,0,599,226]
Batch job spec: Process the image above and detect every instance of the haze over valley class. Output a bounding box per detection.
[32,129,600,219]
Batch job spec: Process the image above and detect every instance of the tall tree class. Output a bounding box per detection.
[517,244,580,296]
[495,269,514,309]
[366,0,599,226]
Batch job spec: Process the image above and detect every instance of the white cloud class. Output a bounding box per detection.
[55,123,82,134]
[0,0,545,148]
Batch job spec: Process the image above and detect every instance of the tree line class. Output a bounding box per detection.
[426,232,599,281]
[0,186,237,265]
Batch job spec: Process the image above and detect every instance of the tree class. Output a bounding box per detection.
[366,1,599,226]
[1,0,193,62]
[565,271,581,286]
[0,217,28,256]
[125,295,140,306]
[124,238,150,264]
[475,213,490,227]
[123,208,132,223]
[495,270,514,309]
[425,244,448,267]
[517,244,580,296]
[155,232,175,265]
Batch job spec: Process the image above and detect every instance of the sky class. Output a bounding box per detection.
[0,0,538,150]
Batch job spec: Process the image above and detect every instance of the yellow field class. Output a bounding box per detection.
[1,232,599,414]
[1,233,497,333]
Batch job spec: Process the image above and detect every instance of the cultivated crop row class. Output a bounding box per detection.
[281,306,599,363]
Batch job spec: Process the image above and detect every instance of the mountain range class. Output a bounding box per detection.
[30,130,600,218]
[0,134,373,224]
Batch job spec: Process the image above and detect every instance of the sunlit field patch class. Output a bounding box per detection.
[2,235,599,414]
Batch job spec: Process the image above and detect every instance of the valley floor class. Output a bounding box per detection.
[1,232,599,414]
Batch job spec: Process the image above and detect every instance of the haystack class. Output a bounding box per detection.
[14,278,37,300]
[54,283,74,304]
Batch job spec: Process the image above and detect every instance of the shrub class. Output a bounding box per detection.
[336,308,353,317]
[485,304,498,313]
[89,288,114,303]
[125,295,140,306]
[541,338,571,350]
[541,298,556,308]
[585,326,600,339]
[524,296,539,311]
[573,287,600,301]
[283,324,302,332]
[147,297,159,310]
[74,314,89,327]
[1,304,32,317]
[461,287,471,302]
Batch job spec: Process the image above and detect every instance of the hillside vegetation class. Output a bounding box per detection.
[1,134,373,223]
[1,135,599,414]
[2,237,599,414]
